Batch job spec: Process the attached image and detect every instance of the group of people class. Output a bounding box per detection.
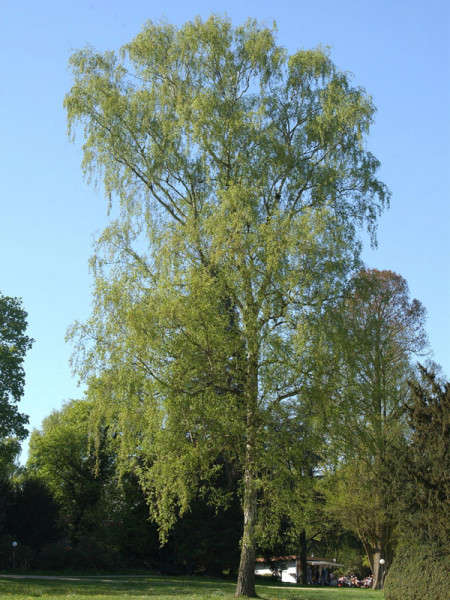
[338,574,373,588]
[305,567,373,588]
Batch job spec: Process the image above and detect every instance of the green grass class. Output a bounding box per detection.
[0,574,385,600]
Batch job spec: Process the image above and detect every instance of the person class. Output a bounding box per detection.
[307,566,313,585]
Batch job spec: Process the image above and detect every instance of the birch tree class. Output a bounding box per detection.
[65,16,389,596]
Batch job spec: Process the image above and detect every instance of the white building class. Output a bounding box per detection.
[255,555,343,584]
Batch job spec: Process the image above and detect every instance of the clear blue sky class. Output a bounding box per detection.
[1,0,449,461]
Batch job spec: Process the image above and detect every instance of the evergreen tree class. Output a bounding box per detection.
[383,366,450,600]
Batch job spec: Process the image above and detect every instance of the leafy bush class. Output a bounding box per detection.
[36,537,119,571]
[36,539,71,570]
[384,541,449,600]
[69,538,120,570]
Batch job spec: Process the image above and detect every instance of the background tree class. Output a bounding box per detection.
[0,292,33,446]
[28,400,114,541]
[65,16,389,596]
[323,269,428,589]
[28,399,162,568]
[385,365,449,547]
[3,475,61,552]
[406,366,450,544]
[0,292,33,541]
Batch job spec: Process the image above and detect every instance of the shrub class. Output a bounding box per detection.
[69,538,119,570]
[384,541,449,600]
[36,536,126,571]
[36,539,71,570]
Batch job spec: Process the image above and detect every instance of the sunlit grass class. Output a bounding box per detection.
[0,574,384,600]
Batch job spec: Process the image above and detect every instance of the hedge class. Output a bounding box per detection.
[384,541,449,600]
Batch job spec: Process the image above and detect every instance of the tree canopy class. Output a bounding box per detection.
[65,16,389,596]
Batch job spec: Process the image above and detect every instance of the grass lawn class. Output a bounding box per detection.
[0,574,385,600]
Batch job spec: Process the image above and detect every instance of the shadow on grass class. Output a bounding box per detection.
[0,575,236,598]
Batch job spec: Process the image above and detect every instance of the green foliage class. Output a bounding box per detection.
[384,540,449,600]
[65,15,389,596]
[4,476,61,551]
[69,538,120,571]
[0,441,22,537]
[32,537,121,571]
[0,292,33,443]
[164,493,242,576]
[321,270,428,587]
[327,269,427,461]
[35,539,70,570]
[27,400,113,540]
[0,292,33,526]
[0,438,21,508]
[405,366,450,546]
[27,400,167,567]
[382,367,450,599]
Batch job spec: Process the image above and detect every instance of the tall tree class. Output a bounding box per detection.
[65,16,389,596]
[323,269,428,589]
